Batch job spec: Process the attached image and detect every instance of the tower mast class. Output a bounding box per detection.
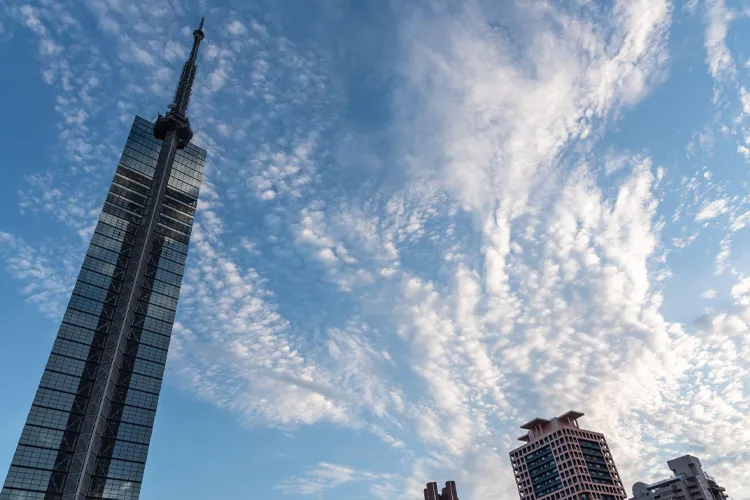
[154,17,205,149]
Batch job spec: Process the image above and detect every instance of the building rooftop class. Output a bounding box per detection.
[515,410,586,442]
[559,410,585,421]
[520,417,551,430]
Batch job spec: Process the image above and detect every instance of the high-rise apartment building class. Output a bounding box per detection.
[629,455,728,500]
[509,411,627,500]
[424,481,459,500]
[1,19,207,500]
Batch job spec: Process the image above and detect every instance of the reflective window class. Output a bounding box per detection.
[52,338,94,361]
[26,407,71,431]
[141,316,173,337]
[92,477,142,500]
[131,357,166,378]
[71,282,110,303]
[3,467,54,492]
[143,302,175,324]
[0,487,49,499]
[77,268,115,291]
[57,323,97,346]
[151,266,183,287]
[117,405,155,428]
[144,291,178,312]
[114,423,152,444]
[135,329,170,351]
[98,212,137,234]
[123,373,161,394]
[32,389,75,412]
[45,355,88,379]
[123,389,158,410]
[93,458,144,482]
[86,244,126,267]
[61,310,102,331]
[110,441,148,462]
[109,183,147,206]
[18,426,66,451]
[40,371,81,394]
[67,295,106,318]
[11,446,62,470]
[80,256,117,279]
[102,202,142,225]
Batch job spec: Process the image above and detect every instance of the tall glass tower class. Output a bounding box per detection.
[1,19,207,500]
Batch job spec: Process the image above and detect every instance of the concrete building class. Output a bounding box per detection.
[630,455,728,500]
[424,481,459,500]
[510,411,627,500]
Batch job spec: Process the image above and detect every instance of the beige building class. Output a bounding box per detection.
[630,455,728,500]
[509,411,627,500]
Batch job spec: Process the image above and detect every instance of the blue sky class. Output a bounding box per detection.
[1,0,750,498]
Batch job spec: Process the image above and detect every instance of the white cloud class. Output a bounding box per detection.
[715,235,732,275]
[695,198,729,221]
[731,210,750,231]
[395,0,671,215]
[672,231,699,248]
[276,463,396,497]
[0,232,77,318]
[741,87,750,116]
[704,0,736,80]
[227,20,246,37]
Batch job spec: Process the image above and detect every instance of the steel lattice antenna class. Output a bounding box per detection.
[154,17,205,149]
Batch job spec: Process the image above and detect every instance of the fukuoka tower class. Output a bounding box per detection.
[2,18,208,500]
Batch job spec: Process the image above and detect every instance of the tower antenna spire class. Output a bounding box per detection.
[154,16,205,148]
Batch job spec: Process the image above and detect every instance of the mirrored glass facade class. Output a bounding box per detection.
[1,116,206,500]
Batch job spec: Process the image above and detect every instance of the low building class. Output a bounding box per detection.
[630,455,728,500]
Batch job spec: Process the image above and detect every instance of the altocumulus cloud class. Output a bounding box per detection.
[2,0,750,499]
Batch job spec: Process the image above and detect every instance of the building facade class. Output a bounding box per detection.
[1,19,207,500]
[630,455,728,500]
[424,481,459,500]
[509,411,627,500]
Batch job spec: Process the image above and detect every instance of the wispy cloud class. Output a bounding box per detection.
[703,0,736,81]
[696,198,729,221]
[0,232,77,318]
[276,462,396,497]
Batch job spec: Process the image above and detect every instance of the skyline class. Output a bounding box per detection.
[1,0,750,499]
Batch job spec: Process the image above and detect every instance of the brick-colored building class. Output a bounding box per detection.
[509,411,627,500]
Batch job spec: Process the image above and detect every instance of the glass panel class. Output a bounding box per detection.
[18,426,65,450]
[26,407,72,430]
[116,405,155,428]
[11,446,61,470]
[93,458,144,482]
[3,467,54,492]
[32,389,76,412]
